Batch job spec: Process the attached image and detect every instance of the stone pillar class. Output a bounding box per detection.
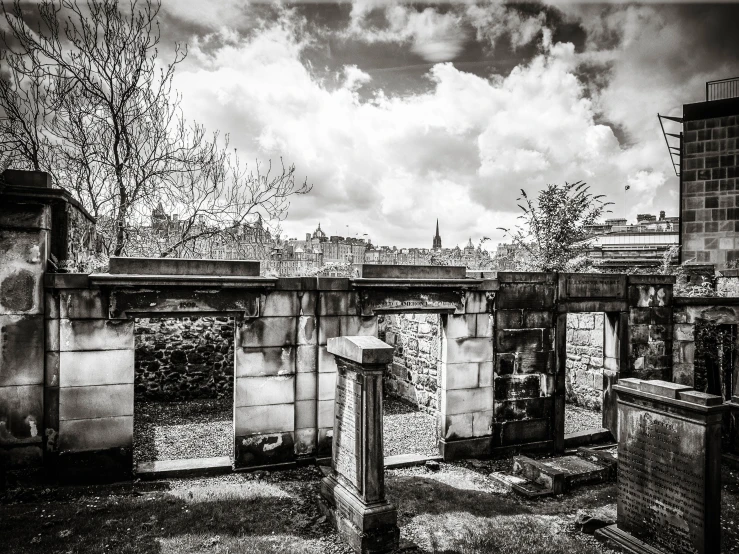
[601,311,628,438]
[47,279,135,480]
[626,275,674,381]
[320,336,399,554]
[493,272,556,451]
[0,198,49,471]
[597,378,729,554]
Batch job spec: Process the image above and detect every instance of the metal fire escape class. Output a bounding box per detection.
[657,114,682,177]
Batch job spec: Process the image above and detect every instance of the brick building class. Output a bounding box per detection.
[677,77,739,268]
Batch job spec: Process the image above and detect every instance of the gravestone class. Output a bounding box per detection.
[596,378,729,554]
[320,336,399,554]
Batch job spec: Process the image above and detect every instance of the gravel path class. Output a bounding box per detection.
[383,395,439,457]
[565,403,603,435]
[133,399,232,464]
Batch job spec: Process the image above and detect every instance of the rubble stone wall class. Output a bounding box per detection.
[379,313,441,414]
[134,317,234,401]
[565,312,604,410]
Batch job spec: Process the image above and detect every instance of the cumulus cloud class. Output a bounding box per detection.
[172,10,672,247]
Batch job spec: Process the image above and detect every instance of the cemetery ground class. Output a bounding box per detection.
[2,459,738,554]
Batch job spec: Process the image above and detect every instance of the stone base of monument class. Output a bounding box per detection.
[320,474,399,554]
[595,524,667,554]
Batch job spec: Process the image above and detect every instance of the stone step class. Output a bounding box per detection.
[489,471,553,498]
[135,456,232,479]
[512,453,615,495]
[563,428,614,449]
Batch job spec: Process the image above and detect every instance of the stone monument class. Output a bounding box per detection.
[320,336,399,554]
[596,378,729,554]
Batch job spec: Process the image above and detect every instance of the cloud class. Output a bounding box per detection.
[172,11,672,248]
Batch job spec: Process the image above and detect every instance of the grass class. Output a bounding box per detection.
[2,460,738,554]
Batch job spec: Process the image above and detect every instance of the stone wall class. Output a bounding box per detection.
[565,312,604,410]
[379,313,441,414]
[134,317,234,401]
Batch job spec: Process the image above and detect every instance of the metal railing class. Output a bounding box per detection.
[706,77,739,101]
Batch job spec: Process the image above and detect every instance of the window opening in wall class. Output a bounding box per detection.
[133,316,235,468]
[565,312,608,435]
[378,313,441,458]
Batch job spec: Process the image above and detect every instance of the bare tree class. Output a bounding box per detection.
[0,0,310,257]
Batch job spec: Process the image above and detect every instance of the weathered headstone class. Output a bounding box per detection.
[596,378,729,554]
[320,336,399,554]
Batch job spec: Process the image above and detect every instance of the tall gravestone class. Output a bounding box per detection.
[320,336,399,554]
[597,378,729,554]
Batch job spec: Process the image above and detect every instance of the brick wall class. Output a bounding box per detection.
[134,317,234,401]
[681,112,739,268]
[565,312,604,410]
[379,313,441,414]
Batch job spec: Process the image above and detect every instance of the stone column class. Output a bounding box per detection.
[320,336,399,554]
[597,378,729,554]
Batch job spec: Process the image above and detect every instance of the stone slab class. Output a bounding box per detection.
[357,264,466,279]
[108,256,260,276]
[236,317,297,348]
[234,404,295,434]
[59,349,134,387]
[235,375,295,407]
[384,453,442,469]
[235,346,296,377]
[595,524,667,554]
[0,314,44,386]
[58,416,133,452]
[0,384,43,444]
[136,456,232,479]
[0,228,45,314]
[327,336,393,365]
[59,319,134,351]
[59,384,133,420]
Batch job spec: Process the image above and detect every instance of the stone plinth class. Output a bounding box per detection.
[597,378,729,554]
[320,336,399,554]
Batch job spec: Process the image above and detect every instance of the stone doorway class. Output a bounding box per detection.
[132,316,235,470]
[378,313,441,459]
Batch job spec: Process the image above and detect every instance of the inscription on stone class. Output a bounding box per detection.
[334,371,362,492]
[619,409,704,554]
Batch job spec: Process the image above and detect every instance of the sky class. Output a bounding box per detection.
[34,1,739,249]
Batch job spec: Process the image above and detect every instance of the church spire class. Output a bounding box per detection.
[432,219,442,250]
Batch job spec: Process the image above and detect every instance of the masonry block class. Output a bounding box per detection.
[261,291,300,317]
[295,399,317,429]
[235,431,295,466]
[46,318,59,351]
[235,403,295,435]
[235,346,296,377]
[59,319,134,351]
[0,384,43,444]
[341,315,378,338]
[295,428,317,456]
[318,399,334,428]
[318,371,337,401]
[443,413,473,440]
[464,292,490,314]
[45,292,60,319]
[0,229,46,314]
[300,291,317,316]
[319,291,358,316]
[0,314,44,386]
[318,346,338,373]
[478,361,494,387]
[58,416,133,452]
[0,201,49,230]
[297,316,317,345]
[59,349,134,387]
[494,374,541,401]
[475,314,493,337]
[496,284,555,310]
[443,337,493,364]
[496,309,522,329]
[59,289,108,319]
[45,352,59,387]
[237,317,297,348]
[442,362,479,390]
[444,314,477,339]
[235,375,295,407]
[442,386,493,415]
[496,328,546,352]
[296,345,318,373]
[59,384,133,421]
[498,418,550,446]
[472,410,493,437]
[517,350,554,374]
[296,372,317,401]
[319,316,341,345]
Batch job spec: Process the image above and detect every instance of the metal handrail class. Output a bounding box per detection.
[706,77,739,101]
